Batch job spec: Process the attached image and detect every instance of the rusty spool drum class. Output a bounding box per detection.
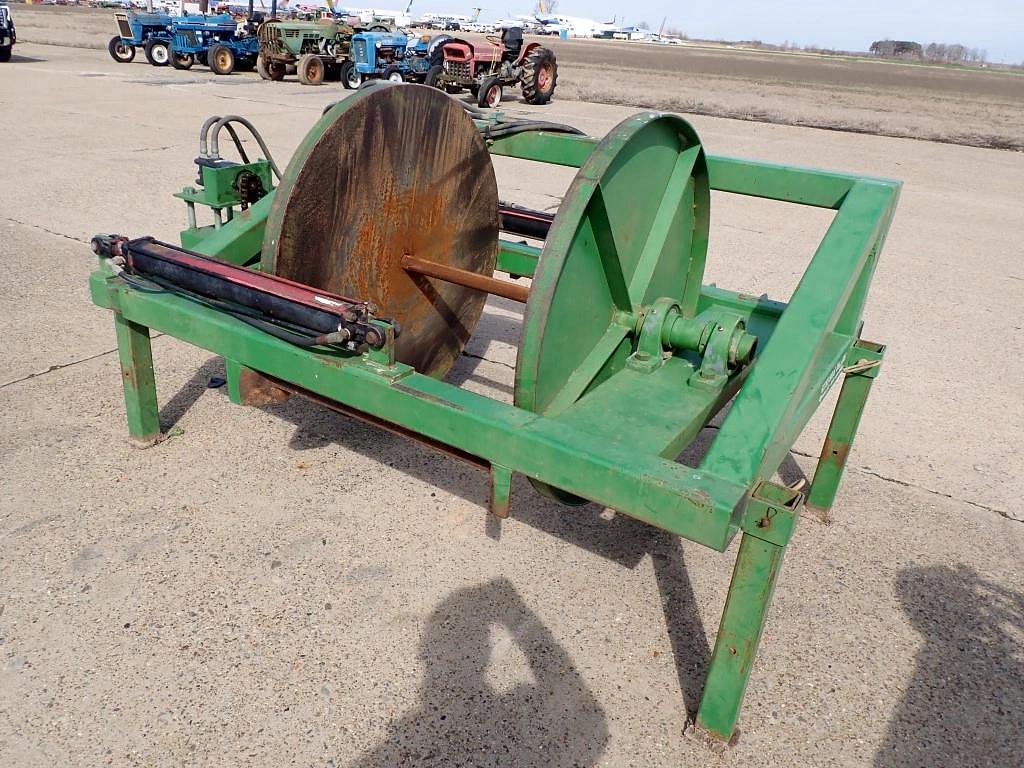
[261,83,499,377]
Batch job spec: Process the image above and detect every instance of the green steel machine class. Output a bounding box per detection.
[89,84,899,744]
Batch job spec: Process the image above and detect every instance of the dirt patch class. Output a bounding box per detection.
[11,4,1024,150]
[546,39,1024,151]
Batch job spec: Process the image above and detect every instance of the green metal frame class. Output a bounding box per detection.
[89,119,899,744]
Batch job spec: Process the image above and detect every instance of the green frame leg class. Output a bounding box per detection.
[695,483,799,742]
[489,464,513,518]
[113,313,161,446]
[806,340,885,520]
[225,357,245,405]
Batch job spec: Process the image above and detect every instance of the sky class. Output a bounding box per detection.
[411,0,1024,63]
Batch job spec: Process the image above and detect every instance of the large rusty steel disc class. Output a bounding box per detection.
[261,84,499,377]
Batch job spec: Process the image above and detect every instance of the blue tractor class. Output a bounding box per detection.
[346,31,450,88]
[168,13,260,74]
[107,10,174,66]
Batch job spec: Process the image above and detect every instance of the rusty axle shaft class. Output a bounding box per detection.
[401,254,530,304]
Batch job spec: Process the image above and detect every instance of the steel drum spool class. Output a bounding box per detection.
[264,85,710,505]
[262,83,499,378]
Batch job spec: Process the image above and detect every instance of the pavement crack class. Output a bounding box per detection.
[460,350,516,371]
[4,216,88,245]
[787,447,1017,522]
[0,335,164,391]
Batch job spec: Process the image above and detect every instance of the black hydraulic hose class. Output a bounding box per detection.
[127,246,347,337]
[482,120,586,138]
[125,269,341,348]
[223,123,250,164]
[498,202,554,240]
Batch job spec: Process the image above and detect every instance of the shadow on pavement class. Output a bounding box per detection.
[7,54,48,64]
[159,354,713,722]
[349,577,609,767]
[874,564,1024,768]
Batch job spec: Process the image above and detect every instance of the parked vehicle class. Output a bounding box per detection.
[257,17,355,84]
[428,26,557,108]
[169,13,259,74]
[106,10,172,64]
[347,31,450,87]
[0,4,15,62]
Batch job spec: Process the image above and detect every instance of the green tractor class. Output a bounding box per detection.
[257,17,395,85]
[257,17,361,85]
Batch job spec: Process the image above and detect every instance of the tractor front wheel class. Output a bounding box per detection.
[521,47,557,105]
[108,36,135,63]
[341,60,362,90]
[143,39,170,67]
[298,54,325,86]
[209,45,235,75]
[477,76,503,108]
[170,51,194,70]
[384,67,404,83]
[257,55,286,81]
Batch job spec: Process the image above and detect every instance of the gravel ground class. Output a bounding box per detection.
[1,41,1022,768]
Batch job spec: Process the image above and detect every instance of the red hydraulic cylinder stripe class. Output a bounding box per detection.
[129,239,362,313]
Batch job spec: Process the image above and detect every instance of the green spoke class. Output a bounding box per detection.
[628,145,701,305]
[545,323,630,416]
[589,184,633,312]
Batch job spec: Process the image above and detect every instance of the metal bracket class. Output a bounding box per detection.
[843,338,885,379]
[740,481,803,547]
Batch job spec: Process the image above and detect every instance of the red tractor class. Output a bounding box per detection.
[425,26,557,108]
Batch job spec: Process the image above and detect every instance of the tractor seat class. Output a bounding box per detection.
[500,27,523,60]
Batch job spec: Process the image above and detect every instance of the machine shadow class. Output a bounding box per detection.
[8,54,47,64]
[874,564,1024,768]
[158,356,226,432]
[348,577,609,768]
[159,338,714,721]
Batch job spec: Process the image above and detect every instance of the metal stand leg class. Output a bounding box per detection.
[490,464,513,518]
[225,357,244,405]
[695,532,786,743]
[113,314,161,446]
[693,482,800,745]
[806,341,884,520]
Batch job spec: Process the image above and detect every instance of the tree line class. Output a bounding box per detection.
[870,39,988,64]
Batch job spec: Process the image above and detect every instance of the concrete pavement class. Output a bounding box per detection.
[1,42,1021,767]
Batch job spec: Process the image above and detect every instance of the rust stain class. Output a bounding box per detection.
[271,86,499,378]
[237,367,292,407]
[819,437,850,467]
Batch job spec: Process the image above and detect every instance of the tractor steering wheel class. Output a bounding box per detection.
[485,35,502,47]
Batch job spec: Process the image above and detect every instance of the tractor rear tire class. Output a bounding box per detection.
[426,34,453,65]
[424,63,443,89]
[108,36,135,63]
[340,60,362,89]
[143,39,170,67]
[256,55,284,81]
[520,47,557,105]
[170,52,194,70]
[297,53,325,86]
[0,45,10,63]
[257,55,286,81]
[477,76,503,108]
[209,45,235,75]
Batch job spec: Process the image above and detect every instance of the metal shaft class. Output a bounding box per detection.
[401,255,529,303]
